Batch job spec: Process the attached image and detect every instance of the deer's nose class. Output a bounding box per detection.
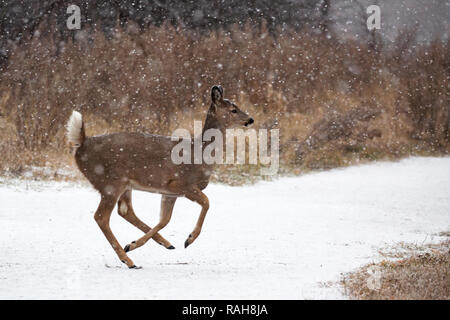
[245,118,254,127]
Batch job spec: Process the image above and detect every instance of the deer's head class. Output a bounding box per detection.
[210,85,254,129]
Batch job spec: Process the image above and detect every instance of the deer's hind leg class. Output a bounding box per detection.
[117,190,175,249]
[124,195,177,253]
[94,191,138,269]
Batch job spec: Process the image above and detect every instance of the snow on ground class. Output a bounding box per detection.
[0,157,449,299]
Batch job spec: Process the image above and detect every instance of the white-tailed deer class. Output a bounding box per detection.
[67,85,253,268]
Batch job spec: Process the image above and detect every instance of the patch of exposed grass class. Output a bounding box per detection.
[341,238,450,300]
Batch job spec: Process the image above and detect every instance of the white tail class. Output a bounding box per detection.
[66,111,84,146]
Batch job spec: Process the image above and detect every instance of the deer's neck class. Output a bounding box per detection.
[198,106,226,173]
[202,106,225,137]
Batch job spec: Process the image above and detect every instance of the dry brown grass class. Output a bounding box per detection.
[341,239,450,300]
[0,22,448,182]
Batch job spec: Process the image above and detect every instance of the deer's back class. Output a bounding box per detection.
[75,132,210,195]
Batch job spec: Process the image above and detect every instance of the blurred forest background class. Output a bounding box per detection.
[0,0,448,183]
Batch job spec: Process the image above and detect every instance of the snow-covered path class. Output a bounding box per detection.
[0,157,449,299]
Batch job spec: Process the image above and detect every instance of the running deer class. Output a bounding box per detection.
[67,86,254,268]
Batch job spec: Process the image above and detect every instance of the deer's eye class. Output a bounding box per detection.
[231,109,237,113]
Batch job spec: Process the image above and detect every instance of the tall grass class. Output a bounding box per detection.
[0,21,448,180]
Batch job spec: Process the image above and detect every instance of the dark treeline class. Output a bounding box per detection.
[1,0,329,66]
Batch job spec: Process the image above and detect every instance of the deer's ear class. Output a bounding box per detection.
[211,85,224,103]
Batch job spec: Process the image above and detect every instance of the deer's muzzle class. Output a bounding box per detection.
[245,118,254,127]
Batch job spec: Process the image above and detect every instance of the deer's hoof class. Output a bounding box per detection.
[124,241,136,252]
[184,234,193,248]
[167,245,175,250]
[121,259,139,269]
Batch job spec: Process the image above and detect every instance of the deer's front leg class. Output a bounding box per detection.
[183,189,210,248]
[124,195,177,252]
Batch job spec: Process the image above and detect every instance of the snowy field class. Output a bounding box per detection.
[0,157,449,299]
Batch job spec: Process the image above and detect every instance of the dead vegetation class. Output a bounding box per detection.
[341,238,450,300]
[0,21,448,183]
